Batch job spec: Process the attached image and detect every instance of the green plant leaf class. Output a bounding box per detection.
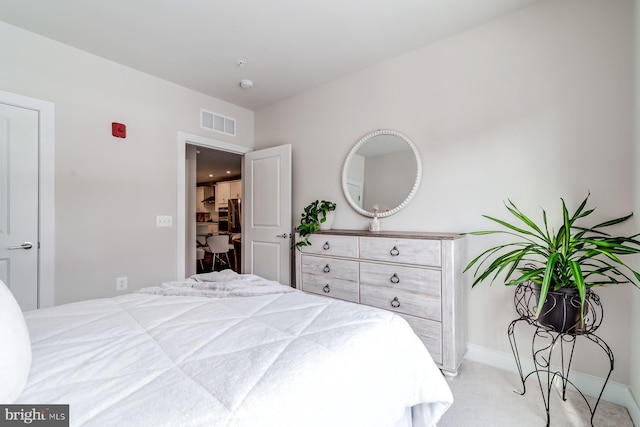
[294,199,336,251]
[591,213,634,230]
[535,253,559,317]
[568,260,586,326]
[481,214,543,241]
[504,200,549,244]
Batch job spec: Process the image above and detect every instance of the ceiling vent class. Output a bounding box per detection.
[200,109,236,136]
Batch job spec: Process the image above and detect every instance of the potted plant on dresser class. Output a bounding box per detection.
[464,193,640,333]
[294,200,336,250]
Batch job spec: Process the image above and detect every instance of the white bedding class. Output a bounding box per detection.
[19,273,452,426]
[138,270,298,298]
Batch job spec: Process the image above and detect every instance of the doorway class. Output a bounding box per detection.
[177,132,292,285]
[177,132,250,279]
[192,145,243,275]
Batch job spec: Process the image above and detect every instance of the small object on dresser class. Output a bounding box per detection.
[369,204,380,232]
[369,215,380,232]
[294,200,337,250]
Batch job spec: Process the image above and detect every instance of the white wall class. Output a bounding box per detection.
[256,0,635,383]
[0,21,254,304]
[631,0,640,408]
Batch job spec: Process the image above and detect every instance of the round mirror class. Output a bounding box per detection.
[341,129,422,218]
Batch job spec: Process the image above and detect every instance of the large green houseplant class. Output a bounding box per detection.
[294,200,337,251]
[465,193,640,330]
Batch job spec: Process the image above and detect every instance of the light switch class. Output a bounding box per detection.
[156,215,173,227]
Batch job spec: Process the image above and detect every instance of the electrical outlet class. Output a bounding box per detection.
[116,276,128,291]
[156,215,173,227]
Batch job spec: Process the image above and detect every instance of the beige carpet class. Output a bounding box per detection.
[438,360,634,427]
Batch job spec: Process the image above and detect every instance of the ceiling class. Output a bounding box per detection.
[0,0,539,111]
[196,147,242,185]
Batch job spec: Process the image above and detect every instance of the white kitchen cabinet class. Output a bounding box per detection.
[230,180,242,200]
[295,229,466,374]
[215,182,230,210]
[216,179,241,209]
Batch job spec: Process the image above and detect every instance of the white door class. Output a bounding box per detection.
[243,144,292,285]
[347,179,364,208]
[0,103,39,311]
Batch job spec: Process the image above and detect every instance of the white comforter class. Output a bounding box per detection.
[19,274,452,426]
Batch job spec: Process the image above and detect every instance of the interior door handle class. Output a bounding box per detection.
[276,233,290,239]
[8,242,33,250]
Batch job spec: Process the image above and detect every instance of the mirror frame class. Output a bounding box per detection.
[341,129,422,218]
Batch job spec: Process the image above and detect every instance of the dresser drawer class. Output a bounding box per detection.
[359,237,441,267]
[398,313,442,364]
[301,280,359,302]
[359,262,441,297]
[301,234,359,258]
[300,255,359,302]
[360,282,441,321]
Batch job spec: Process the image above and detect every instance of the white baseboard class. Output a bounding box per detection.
[625,389,640,427]
[464,343,640,425]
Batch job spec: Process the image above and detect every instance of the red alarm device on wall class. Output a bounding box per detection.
[112,122,126,138]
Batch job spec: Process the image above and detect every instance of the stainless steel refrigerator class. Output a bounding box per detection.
[228,199,241,233]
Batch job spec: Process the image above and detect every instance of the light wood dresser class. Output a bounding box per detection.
[294,229,465,374]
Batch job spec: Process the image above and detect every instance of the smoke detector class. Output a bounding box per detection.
[239,79,254,89]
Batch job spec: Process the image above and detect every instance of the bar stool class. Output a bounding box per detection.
[196,247,205,271]
[206,235,231,270]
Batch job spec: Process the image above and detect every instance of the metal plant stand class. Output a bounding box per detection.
[507,282,613,427]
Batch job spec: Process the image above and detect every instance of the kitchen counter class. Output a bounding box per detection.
[197,222,219,235]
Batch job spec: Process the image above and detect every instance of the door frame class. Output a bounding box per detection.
[0,90,55,308]
[176,131,250,279]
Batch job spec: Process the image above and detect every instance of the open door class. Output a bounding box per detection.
[242,144,292,285]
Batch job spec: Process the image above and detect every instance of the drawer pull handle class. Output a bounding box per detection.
[323,284,331,293]
[390,246,400,256]
[390,297,400,308]
[323,264,330,273]
[390,273,400,284]
[323,242,330,250]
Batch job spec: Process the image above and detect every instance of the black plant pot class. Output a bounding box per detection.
[531,284,586,334]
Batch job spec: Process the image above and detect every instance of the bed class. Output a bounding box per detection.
[3,271,453,426]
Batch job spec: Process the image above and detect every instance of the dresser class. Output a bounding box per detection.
[294,229,465,374]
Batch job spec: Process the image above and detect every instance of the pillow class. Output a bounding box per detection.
[0,280,32,403]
